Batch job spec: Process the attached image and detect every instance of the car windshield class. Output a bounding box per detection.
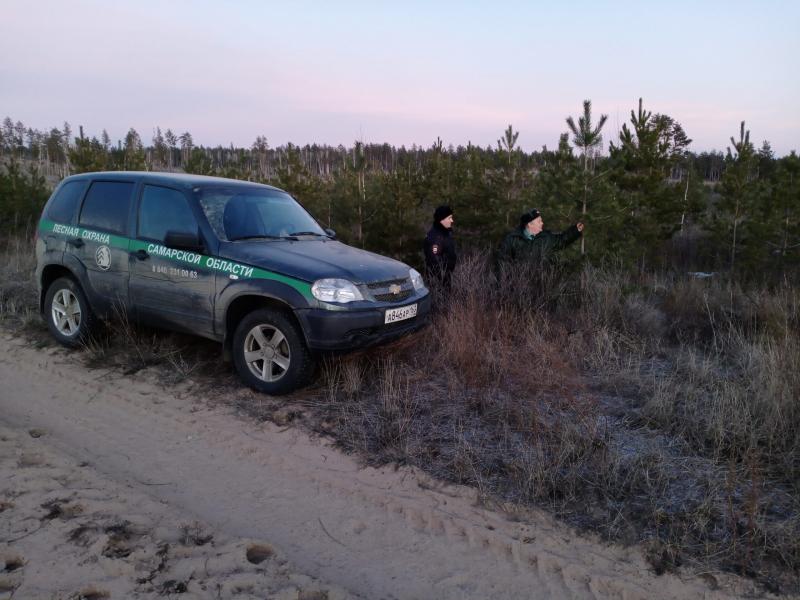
[196,186,326,242]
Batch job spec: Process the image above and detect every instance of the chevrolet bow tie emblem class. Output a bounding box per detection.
[389,284,401,295]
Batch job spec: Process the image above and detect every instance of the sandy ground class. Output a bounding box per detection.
[0,334,767,599]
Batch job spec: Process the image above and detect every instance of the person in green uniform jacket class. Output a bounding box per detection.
[497,209,584,265]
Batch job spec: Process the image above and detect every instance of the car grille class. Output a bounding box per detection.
[366,278,414,303]
[373,289,413,302]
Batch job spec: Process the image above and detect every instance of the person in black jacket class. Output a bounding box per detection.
[423,205,457,284]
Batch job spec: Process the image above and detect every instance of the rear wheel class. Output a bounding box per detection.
[232,308,314,395]
[44,277,96,347]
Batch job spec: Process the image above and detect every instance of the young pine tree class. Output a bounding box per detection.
[566,100,608,255]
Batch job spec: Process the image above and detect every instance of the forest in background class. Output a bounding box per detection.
[1,98,798,279]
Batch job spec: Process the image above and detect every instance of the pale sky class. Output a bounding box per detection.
[2,0,798,155]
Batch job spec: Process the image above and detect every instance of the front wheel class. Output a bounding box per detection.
[44,277,96,347]
[232,308,314,395]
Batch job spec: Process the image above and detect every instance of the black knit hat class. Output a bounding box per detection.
[433,205,453,224]
[519,209,542,227]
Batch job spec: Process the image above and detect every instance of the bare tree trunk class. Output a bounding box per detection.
[581,150,588,255]
[357,171,365,246]
[783,173,793,262]
[730,197,740,274]
[680,170,690,232]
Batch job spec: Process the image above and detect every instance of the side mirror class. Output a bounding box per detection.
[324,228,337,240]
[164,230,204,253]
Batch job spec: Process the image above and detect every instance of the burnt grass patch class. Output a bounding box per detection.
[3,232,799,593]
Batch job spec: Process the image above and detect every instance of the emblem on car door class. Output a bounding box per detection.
[95,245,111,270]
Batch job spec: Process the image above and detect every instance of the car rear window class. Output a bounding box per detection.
[79,181,135,235]
[46,180,86,223]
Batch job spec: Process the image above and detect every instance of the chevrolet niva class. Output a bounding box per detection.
[36,172,431,394]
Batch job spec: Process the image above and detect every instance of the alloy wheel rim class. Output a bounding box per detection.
[51,289,81,336]
[244,324,291,382]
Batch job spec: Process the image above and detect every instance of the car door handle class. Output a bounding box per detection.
[132,249,149,260]
[67,238,84,248]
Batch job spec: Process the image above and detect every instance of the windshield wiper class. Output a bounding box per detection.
[229,234,297,241]
[289,231,328,237]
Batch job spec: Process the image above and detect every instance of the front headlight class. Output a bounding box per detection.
[311,278,364,303]
[409,268,426,291]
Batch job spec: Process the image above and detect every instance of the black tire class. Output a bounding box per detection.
[44,277,96,347]
[232,308,314,395]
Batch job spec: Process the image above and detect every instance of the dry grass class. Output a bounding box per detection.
[79,303,223,384]
[566,265,800,590]
[316,256,607,517]
[0,230,38,332]
[312,255,800,592]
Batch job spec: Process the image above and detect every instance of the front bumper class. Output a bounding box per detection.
[295,292,431,351]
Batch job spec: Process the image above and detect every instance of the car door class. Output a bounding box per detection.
[128,184,215,337]
[73,179,135,316]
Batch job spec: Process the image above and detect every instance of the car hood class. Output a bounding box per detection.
[219,239,411,284]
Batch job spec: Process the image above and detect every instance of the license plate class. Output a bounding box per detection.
[384,303,417,324]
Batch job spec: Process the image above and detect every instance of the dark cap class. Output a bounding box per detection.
[519,209,542,227]
[434,205,453,223]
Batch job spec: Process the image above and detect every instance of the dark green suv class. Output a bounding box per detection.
[36,172,430,394]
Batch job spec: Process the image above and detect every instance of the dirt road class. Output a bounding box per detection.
[0,335,752,599]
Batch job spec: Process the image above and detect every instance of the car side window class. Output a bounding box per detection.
[79,181,134,234]
[138,185,198,243]
[47,180,86,223]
